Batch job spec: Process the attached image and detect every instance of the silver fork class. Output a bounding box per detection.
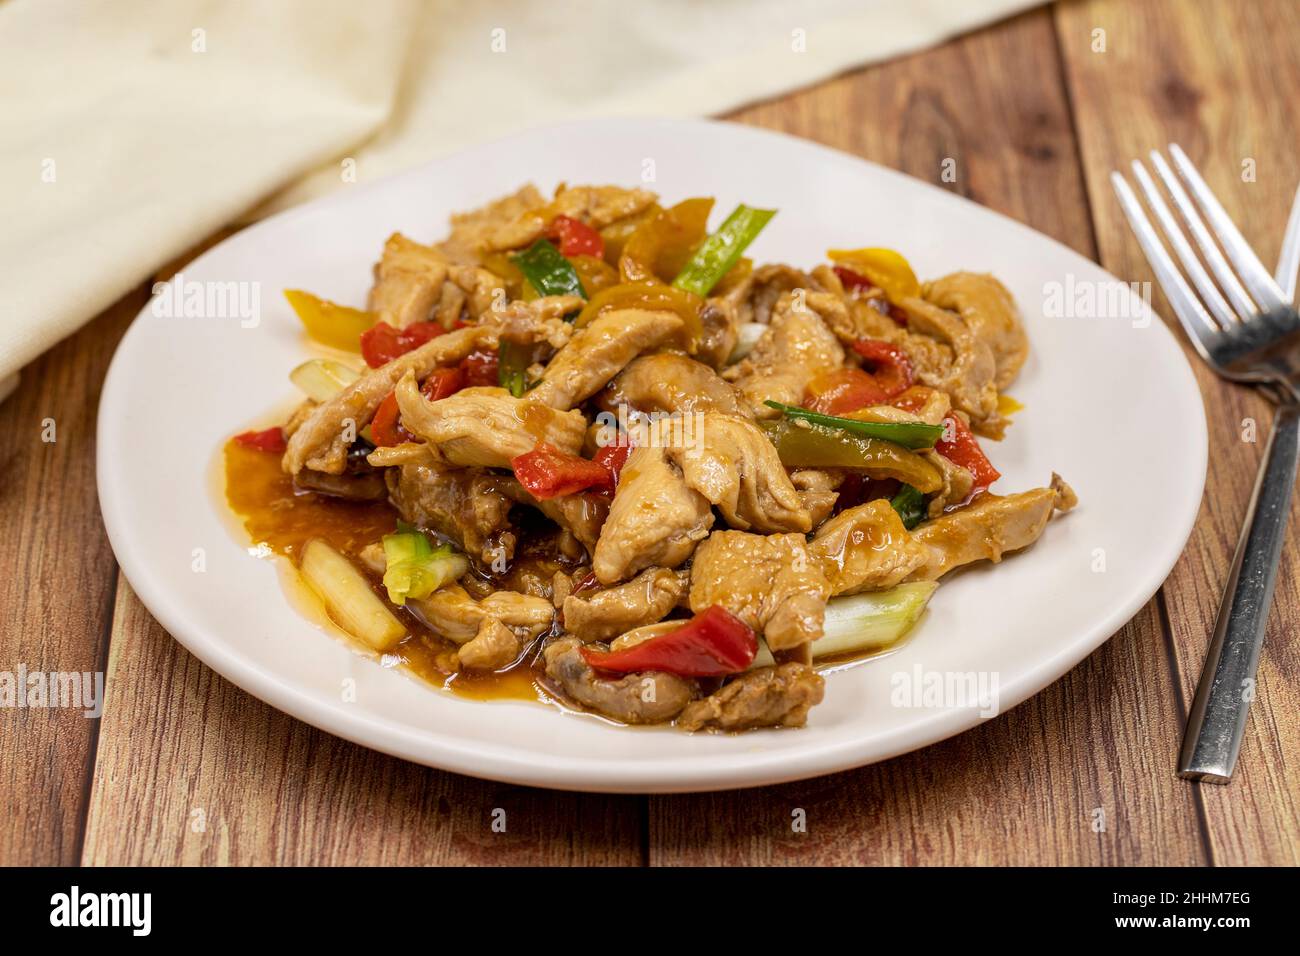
[1111,145,1300,783]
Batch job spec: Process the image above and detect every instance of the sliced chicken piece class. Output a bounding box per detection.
[415,583,554,644]
[386,462,516,565]
[282,325,486,475]
[562,567,686,642]
[724,290,845,418]
[663,413,811,533]
[601,353,752,418]
[293,468,387,501]
[923,272,1028,390]
[458,618,521,671]
[810,499,930,595]
[478,296,585,352]
[921,450,975,517]
[528,309,684,411]
[907,476,1077,581]
[747,264,818,326]
[448,265,508,320]
[395,380,586,469]
[439,184,546,262]
[689,531,830,652]
[500,478,610,557]
[677,663,825,731]
[790,468,841,528]
[895,295,1001,436]
[592,446,713,585]
[695,265,759,367]
[543,637,695,724]
[486,184,658,251]
[367,233,451,328]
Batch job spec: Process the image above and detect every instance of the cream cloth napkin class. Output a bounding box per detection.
[0,0,1040,386]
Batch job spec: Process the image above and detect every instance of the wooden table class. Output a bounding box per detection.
[4,0,1297,866]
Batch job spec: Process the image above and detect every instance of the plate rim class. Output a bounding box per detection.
[95,115,1209,793]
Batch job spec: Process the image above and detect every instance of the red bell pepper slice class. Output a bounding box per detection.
[935,413,1000,491]
[851,339,914,397]
[233,427,286,453]
[370,390,413,447]
[359,321,444,369]
[579,605,757,677]
[833,264,874,293]
[806,367,891,415]
[459,349,499,387]
[421,366,465,402]
[544,214,605,258]
[511,443,614,499]
[805,339,914,415]
[591,440,634,490]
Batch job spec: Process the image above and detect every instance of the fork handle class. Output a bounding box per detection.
[1179,401,1300,782]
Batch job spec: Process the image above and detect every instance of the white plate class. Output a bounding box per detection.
[97,117,1206,793]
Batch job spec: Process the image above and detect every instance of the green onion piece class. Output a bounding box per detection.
[498,340,530,398]
[512,238,587,299]
[763,400,942,450]
[672,204,776,297]
[890,484,926,530]
[381,524,467,606]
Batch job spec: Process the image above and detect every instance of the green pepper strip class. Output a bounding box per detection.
[672,204,776,297]
[498,340,530,398]
[890,484,926,530]
[764,400,942,450]
[760,419,943,493]
[512,238,587,299]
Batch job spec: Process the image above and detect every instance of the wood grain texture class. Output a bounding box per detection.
[1056,0,1300,865]
[9,0,1297,868]
[0,287,141,865]
[646,7,1205,866]
[81,578,642,866]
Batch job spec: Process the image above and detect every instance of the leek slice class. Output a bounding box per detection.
[299,539,406,651]
[381,523,468,606]
[289,358,361,402]
[750,582,937,667]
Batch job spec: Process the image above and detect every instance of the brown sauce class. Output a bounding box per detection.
[221,441,915,720]
[222,440,550,704]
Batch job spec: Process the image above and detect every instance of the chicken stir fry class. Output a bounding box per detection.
[230,183,1076,733]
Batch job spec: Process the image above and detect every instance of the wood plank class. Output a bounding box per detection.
[82,578,642,866]
[649,7,1206,865]
[0,287,143,865]
[1056,0,1300,864]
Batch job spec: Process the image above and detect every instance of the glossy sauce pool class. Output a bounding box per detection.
[222,440,550,704]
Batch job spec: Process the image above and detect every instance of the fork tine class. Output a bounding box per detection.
[1131,160,1235,328]
[1149,151,1256,321]
[1275,183,1300,303]
[1168,144,1290,313]
[1110,171,1218,358]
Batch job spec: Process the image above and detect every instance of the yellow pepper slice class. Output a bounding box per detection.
[599,203,661,266]
[620,198,714,284]
[827,247,921,302]
[573,281,704,349]
[284,289,374,352]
